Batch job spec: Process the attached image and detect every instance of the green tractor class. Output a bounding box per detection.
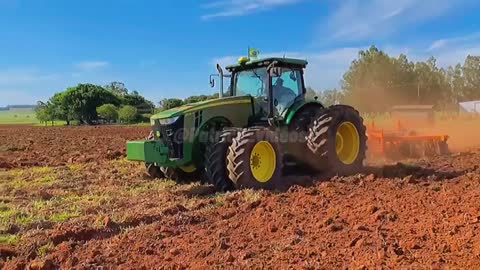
[126,56,367,191]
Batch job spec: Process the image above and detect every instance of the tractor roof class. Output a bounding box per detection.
[225,57,308,72]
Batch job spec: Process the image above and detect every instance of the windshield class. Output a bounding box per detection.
[233,66,304,117]
[234,67,268,97]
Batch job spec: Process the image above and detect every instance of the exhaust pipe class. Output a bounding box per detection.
[216,64,223,98]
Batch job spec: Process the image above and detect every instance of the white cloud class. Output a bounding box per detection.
[425,32,480,66]
[319,0,477,42]
[428,40,448,51]
[428,32,480,51]
[75,61,110,71]
[201,0,302,19]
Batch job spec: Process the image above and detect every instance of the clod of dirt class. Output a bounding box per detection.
[0,246,17,259]
[221,210,236,220]
[219,239,230,250]
[354,224,370,231]
[0,159,13,169]
[367,205,379,214]
[28,258,54,270]
[328,223,344,232]
[365,174,376,181]
[374,210,398,222]
[226,253,235,263]
[411,243,422,250]
[169,248,181,256]
[244,200,261,211]
[3,224,20,234]
[241,251,255,260]
[391,244,404,256]
[37,190,53,200]
[106,150,123,160]
[403,175,417,184]
[162,204,188,215]
[349,236,362,247]
[294,228,304,236]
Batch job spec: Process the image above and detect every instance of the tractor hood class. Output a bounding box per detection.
[151,96,252,120]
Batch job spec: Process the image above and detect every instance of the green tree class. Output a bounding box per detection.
[96,104,118,123]
[122,91,155,114]
[34,102,50,126]
[118,105,138,124]
[105,81,128,96]
[34,101,58,126]
[341,46,457,111]
[462,55,480,100]
[306,87,317,99]
[414,57,450,108]
[342,46,402,112]
[49,92,75,125]
[159,98,184,111]
[446,64,465,105]
[184,95,211,104]
[63,84,120,124]
[318,89,345,106]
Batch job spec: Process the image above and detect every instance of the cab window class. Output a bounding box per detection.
[234,68,268,97]
[272,69,303,114]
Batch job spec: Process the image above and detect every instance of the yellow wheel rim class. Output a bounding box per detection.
[179,164,197,173]
[250,141,276,183]
[336,121,360,165]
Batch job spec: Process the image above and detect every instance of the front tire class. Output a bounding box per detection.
[205,128,240,192]
[227,128,284,190]
[306,105,367,175]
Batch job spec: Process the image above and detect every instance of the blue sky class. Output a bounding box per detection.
[1,0,480,106]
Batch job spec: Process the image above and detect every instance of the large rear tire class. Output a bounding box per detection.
[227,128,284,190]
[205,128,240,192]
[306,105,367,175]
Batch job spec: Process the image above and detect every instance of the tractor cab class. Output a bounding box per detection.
[215,57,309,124]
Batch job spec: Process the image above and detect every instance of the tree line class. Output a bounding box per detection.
[35,82,155,125]
[316,46,480,112]
[36,82,220,125]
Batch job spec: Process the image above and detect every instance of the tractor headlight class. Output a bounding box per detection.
[158,116,180,125]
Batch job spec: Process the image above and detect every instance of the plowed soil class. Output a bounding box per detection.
[1,125,480,269]
[0,125,150,169]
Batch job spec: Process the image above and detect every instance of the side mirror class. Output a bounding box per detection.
[209,75,216,88]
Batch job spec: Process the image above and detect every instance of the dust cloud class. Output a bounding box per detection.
[426,117,480,152]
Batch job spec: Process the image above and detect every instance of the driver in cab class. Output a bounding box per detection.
[272,78,296,112]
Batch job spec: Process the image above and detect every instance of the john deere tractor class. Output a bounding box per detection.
[127,56,367,191]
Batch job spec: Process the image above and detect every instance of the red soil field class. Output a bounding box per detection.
[1,125,480,269]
